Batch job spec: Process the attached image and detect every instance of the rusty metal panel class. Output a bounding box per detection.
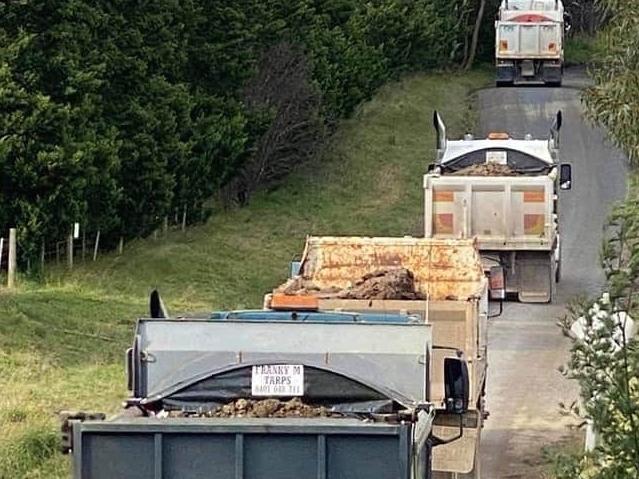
[299,237,485,301]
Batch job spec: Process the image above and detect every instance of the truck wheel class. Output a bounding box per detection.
[496,80,514,88]
[546,79,562,88]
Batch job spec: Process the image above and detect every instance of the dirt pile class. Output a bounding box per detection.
[338,268,425,300]
[450,163,521,176]
[276,267,424,300]
[168,398,334,418]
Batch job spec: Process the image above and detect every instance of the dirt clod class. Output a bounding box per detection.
[337,268,424,300]
[276,268,424,300]
[450,163,521,176]
[167,398,335,419]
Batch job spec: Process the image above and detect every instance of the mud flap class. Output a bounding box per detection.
[432,411,481,476]
[517,253,553,303]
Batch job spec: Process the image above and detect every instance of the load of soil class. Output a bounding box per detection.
[276,267,424,300]
[337,268,425,300]
[167,398,335,418]
[450,163,521,176]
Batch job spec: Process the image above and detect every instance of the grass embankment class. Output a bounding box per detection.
[0,70,489,478]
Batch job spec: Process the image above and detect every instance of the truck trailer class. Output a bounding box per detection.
[268,236,490,478]
[64,298,471,478]
[495,0,566,86]
[424,111,572,303]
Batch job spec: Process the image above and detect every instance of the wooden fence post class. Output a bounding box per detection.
[0,237,4,272]
[118,236,124,255]
[181,205,187,232]
[82,230,86,262]
[41,242,45,272]
[8,228,16,288]
[67,233,74,269]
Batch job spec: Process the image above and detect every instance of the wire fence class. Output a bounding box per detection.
[1,211,191,285]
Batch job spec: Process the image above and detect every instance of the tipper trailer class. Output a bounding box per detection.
[268,236,492,478]
[495,0,566,86]
[64,302,471,478]
[425,112,572,303]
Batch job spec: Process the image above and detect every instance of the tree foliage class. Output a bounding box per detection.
[0,0,487,259]
[585,0,639,163]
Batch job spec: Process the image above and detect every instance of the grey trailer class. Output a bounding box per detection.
[72,417,427,479]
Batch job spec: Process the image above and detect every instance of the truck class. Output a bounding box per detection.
[495,0,566,86]
[267,236,491,478]
[63,289,472,478]
[424,111,572,303]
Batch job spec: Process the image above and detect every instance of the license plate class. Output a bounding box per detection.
[486,150,507,165]
[251,364,304,397]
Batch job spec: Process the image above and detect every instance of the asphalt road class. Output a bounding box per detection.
[477,69,628,478]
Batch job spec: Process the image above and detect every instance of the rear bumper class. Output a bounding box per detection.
[496,59,563,84]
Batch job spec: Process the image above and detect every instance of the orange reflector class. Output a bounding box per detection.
[548,42,557,52]
[433,213,454,235]
[524,214,545,235]
[488,132,510,140]
[270,293,319,310]
[433,190,454,202]
[499,40,509,52]
[523,191,545,203]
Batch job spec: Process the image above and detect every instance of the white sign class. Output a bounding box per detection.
[73,222,80,239]
[251,364,304,397]
[486,150,507,165]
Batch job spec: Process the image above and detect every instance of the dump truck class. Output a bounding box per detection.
[267,236,491,478]
[495,0,566,86]
[63,294,472,478]
[424,111,572,303]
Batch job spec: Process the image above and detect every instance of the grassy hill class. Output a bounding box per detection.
[0,69,489,478]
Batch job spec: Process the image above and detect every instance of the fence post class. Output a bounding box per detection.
[181,205,187,232]
[82,230,86,262]
[41,242,45,272]
[163,216,168,236]
[8,228,16,288]
[0,237,4,272]
[67,233,74,269]
[93,230,101,261]
[118,236,124,255]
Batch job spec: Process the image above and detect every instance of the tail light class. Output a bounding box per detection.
[489,266,506,300]
[548,42,557,52]
[500,40,509,52]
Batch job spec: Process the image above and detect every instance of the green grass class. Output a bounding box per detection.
[0,69,489,478]
[565,34,598,66]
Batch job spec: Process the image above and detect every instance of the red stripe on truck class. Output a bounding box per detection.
[511,14,554,22]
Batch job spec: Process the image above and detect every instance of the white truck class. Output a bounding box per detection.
[495,0,566,86]
[424,111,572,303]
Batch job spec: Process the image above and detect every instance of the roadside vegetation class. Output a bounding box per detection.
[553,1,639,477]
[0,70,489,478]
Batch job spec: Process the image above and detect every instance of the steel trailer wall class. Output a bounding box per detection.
[73,418,423,479]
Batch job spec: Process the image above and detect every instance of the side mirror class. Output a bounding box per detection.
[560,164,572,190]
[289,260,302,278]
[149,289,169,318]
[444,357,470,414]
[489,266,506,300]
